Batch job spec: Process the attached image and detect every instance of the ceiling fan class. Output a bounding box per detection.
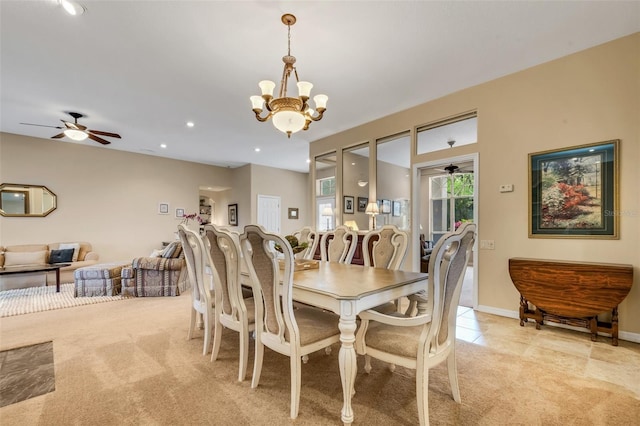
[20,112,121,145]
[438,140,474,174]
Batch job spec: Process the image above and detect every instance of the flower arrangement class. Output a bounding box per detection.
[181,213,204,226]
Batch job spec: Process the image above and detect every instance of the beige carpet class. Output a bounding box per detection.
[0,283,123,318]
[1,292,638,425]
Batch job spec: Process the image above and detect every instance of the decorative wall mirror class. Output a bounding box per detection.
[314,152,337,231]
[342,143,370,231]
[376,132,411,230]
[0,184,57,217]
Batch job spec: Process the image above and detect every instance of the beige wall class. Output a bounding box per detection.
[310,34,640,338]
[249,164,311,236]
[0,134,310,262]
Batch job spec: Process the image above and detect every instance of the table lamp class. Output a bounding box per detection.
[365,201,379,229]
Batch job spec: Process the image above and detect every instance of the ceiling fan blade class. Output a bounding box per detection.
[62,120,78,130]
[88,133,111,145]
[20,122,64,129]
[89,129,121,138]
[51,133,66,139]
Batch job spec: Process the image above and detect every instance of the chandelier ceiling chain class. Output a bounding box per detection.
[250,13,328,138]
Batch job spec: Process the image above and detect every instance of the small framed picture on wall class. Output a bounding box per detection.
[228,203,238,226]
[392,201,401,217]
[343,196,354,214]
[357,197,368,212]
[158,202,169,215]
[381,199,391,214]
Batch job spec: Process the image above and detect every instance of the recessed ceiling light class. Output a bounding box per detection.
[186,121,194,127]
[255,148,261,152]
[59,0,85,16]
[306,159,311,164]
[160,144,167,149]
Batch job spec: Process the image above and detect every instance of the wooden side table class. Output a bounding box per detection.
[508,257,633,346]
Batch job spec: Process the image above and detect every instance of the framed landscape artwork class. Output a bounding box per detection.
[529,139,619,239]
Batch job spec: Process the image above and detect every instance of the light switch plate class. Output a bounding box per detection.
[499,184,514,193]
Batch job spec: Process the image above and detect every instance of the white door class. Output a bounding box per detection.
[257,195,281,233]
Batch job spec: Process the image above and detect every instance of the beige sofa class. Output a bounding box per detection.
[0,242,99,290]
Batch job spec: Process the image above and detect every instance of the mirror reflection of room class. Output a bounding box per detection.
[314,153,337,231]
[376,132,411,230]
[342,143,369,231]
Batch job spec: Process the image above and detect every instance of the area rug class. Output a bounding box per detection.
[0,284,123,318]
[0,341,55,407]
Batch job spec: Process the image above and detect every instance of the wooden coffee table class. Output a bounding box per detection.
[0,263,70,292]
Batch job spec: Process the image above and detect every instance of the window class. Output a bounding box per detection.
[417,112,477,155]
[430,173,474,242]
[317,198,335,231]
[318,177,336,196]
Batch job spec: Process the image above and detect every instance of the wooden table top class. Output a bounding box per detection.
[291,262,428,300]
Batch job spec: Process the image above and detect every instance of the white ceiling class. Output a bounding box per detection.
[1,1,638,174]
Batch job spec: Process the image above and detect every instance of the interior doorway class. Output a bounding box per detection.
[414,153,478,308]
[257,194,281,233]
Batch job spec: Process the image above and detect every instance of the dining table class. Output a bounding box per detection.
[276,261,428,425]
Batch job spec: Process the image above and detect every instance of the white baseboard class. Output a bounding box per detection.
[474,305,640,344]
[476,305,519,319]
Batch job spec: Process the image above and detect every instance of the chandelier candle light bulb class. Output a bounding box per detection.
[250,14,328,138]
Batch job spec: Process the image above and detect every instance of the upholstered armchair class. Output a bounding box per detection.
[121,241,187,297]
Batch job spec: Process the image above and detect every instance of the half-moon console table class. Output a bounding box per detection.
[508,258,633,346]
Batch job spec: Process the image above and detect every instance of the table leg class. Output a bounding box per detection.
[338,301,358,425]
[56,268,61,292]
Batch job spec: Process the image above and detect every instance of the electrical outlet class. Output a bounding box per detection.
[499,184,514,193]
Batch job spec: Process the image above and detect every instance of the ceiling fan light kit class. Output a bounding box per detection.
[63,128,88,141]
[250,14,328,138]
[59,0,85,16]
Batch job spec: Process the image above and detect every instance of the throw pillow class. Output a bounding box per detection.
[149,248,164,258]
[58,243,80,262]
[49,248,74,264]
[161,242,178,259]
[3,250,48,267]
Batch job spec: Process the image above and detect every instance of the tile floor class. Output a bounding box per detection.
[455,306,640,399]
[0,341,55,407]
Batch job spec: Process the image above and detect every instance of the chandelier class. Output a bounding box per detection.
[250,14,328,138]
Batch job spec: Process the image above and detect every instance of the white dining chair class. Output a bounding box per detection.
[292,226,319,260]
[177,224,215,356]
[240,224,340,419]
[202,224,256,382]
[362,224,408,270]
[355,223,476,426]
[320,225,357,264]
[362,224,409,314]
